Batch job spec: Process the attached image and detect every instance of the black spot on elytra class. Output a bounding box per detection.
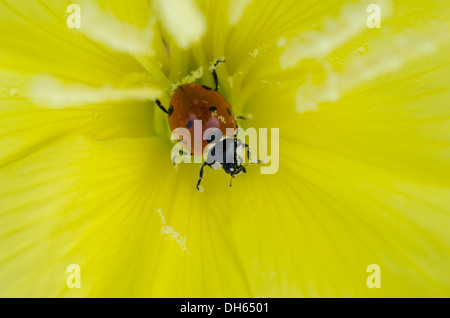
[202,85,212,90]
[168,105,174,116]
[186,120,193,128]
[206,134,216,143]
[209,106,217,112]
[227,107,231,115]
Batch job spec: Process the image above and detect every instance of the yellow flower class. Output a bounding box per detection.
[0,0,449,297]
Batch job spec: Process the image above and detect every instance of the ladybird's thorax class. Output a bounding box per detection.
[205,137,245,170]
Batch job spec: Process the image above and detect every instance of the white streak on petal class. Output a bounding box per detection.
[280,0,392,69]
[78,1,155,56]
[27,75,162,108]
[295,30,448,113]
[152,0,206,49]
[228,0,253,25]
[155,209,188,251]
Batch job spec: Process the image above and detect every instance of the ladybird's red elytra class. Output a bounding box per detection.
[168,83,236,155]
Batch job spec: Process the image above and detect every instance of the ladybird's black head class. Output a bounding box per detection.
[197,135,259,191]
[206,137,246,176]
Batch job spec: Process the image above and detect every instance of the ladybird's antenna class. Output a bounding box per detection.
[154,98,169,114]
[210,58,226,91]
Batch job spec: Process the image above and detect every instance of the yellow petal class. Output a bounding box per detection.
[0,0,144,85]
[0,70,161,168]
[151,0,206,49]
[26,74,162,109]
[0,135,250,297]
[1,0,450,298]
[198,0,450,296]
[75,0,156,57]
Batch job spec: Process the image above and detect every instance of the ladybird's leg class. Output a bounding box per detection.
[197,162,208,192]
[210,58,226,91]
[234,134,239,164]
[233,138,254,163]
[171,149,191,167]
[229,175,235,187]
[235,138,244,158]
[234,136,238,164]
[244,143,261,164]
[154,99,169,114]
[233,127,239,137]
[243,143,251,162]
[235,114,253,120]
[234,136,248,165]
[247,144,252,162]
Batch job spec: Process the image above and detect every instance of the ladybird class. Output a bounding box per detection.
[154,59,259,191]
